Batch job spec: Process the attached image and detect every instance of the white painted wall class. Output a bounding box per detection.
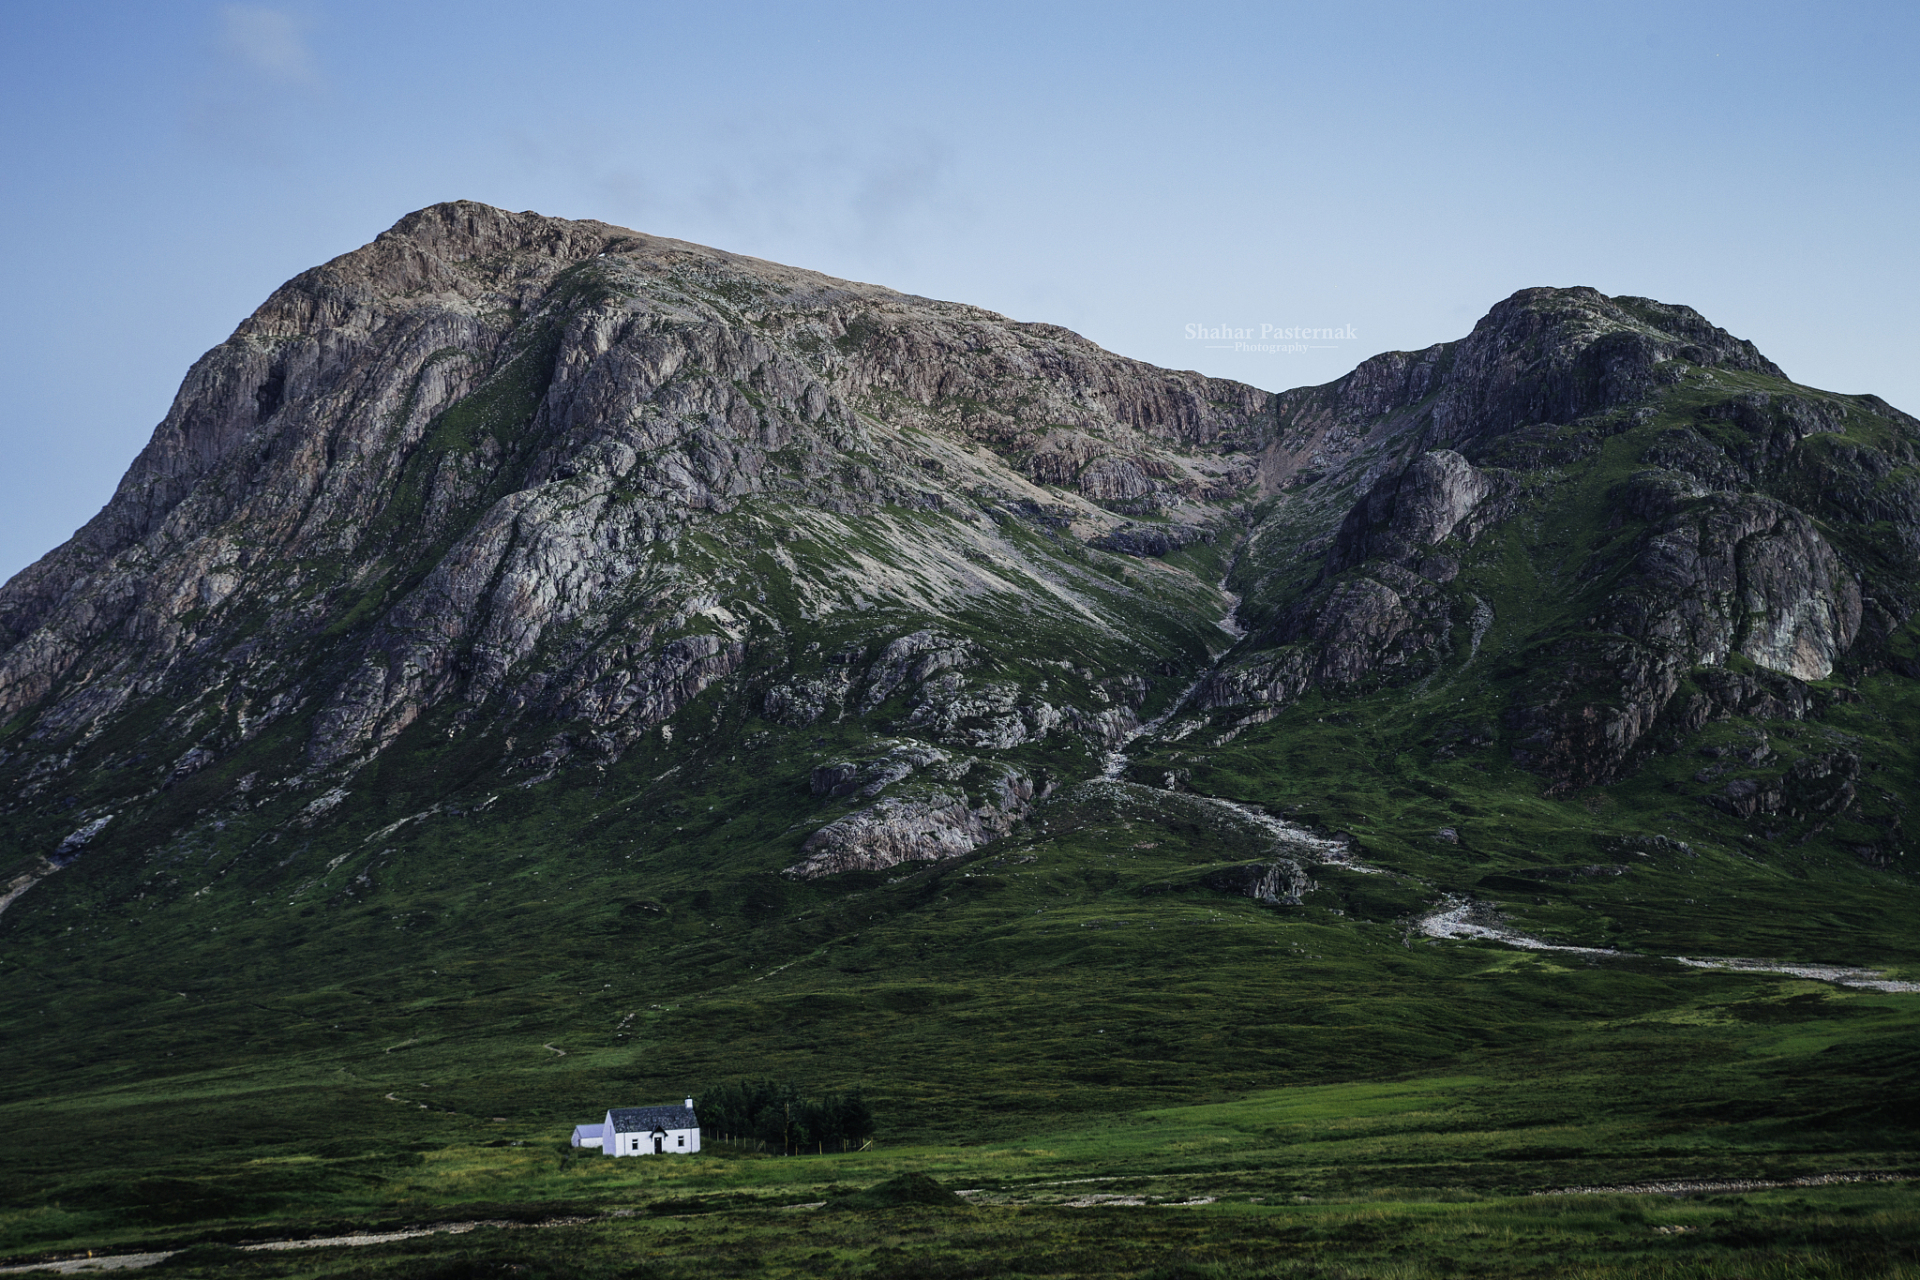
[605,1126,700,1156]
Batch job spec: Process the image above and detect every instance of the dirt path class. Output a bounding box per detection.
[1537,1171,1911,1196]
[10,1165,1914,1272]
[1669,955,1920,992]
[0,1216,606,1275]
[1416,895,1619,956]
[0,1253,176,1275]
[0,859,60,922]
[1198,795,1376,872]
[1416,896,1920,991]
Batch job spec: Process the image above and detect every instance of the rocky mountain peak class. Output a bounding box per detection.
[0,205,1913,900]
[1257,285,1790,496]
[0,203,1272,811]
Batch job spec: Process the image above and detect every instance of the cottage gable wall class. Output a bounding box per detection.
[594,1102,701,1156]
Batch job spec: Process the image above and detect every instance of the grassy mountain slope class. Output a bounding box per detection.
[0,207,1917,1274]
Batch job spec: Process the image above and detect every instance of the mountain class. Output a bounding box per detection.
[0,201,1269,875]
[1,203,1917,1260]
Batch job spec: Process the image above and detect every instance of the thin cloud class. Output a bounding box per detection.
[537,126,972,268]
[183,5,326,160]
[848,136,960,251]
[219,6,320,87]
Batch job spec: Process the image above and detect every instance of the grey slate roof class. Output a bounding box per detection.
[607,1105,697,1133]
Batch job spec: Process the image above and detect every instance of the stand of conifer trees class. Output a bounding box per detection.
[697,1080,875,1155]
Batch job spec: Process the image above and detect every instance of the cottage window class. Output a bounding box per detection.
[630,1138,639,1152]
[677,1136,685,1147]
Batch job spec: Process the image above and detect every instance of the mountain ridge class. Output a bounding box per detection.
[0,201,1272,784]
[3,201,1917,894]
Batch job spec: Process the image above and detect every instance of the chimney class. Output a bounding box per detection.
[685,1096,694,1110]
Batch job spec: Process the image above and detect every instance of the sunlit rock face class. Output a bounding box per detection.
[0,202,1271,789]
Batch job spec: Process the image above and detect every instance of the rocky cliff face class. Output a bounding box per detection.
[1,204,1914,900]
[1196,291,1919,791]
[0,202,1271,886]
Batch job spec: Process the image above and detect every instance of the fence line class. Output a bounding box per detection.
[707,1133,875,1156]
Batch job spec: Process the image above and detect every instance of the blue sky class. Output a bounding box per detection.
[1,0,1915,581]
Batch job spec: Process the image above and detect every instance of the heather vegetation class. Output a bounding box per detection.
[0,205,1916,1276]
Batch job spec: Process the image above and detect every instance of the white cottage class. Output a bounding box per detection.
[572,1098,700,1156]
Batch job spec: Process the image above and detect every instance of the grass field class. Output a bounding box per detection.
[3,766,1917,1274]
[4,1079,1917,1277]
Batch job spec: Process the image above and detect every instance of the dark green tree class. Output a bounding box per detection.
[697,1080,873,1154]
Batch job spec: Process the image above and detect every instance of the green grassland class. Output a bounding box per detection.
[2,758,1918,1273]
[3,361,1920,1276]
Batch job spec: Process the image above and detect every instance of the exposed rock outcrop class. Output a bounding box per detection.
[1707,750,1861,822]
[1505,491,1865,786]
[1256,287,1784,493]
[1093,522,1216,558]
[1205,291,1915,789]
[809,740,951,799]
[1325,450,1506,573]
[1202,860,1314,905]
[1601,494,1860,682]
[862,631,975,712]
[783,766,1040,878]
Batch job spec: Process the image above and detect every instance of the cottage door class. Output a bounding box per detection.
[654,1134,663,1154]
